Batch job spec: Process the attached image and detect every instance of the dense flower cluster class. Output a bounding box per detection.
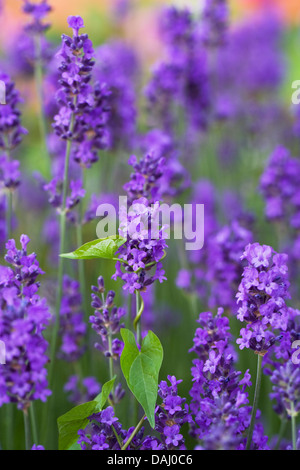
[260,146,300,282]
[123,153,165,205]
[262,304,300,422]
[0,155,21,191]
[206,221,253,312]
[0,236,51,409]
[0,73,27,152]
[212,13,285,137]
[64,375,101,405]
[146,6,211,135]
[260,146,300,223]
[189,308,268,449]
[113,198,167,293]
[90,276,126,361]
[150,375,191,450]
[201,0,229,46]
[77,375,190,450]
[58,275,86,362]
[93,41,138,150]
[236,243,290,355]
[53,16,111,168]
[22,0,52,34]
[43,177,86,223]
[176,181,253,313]
[268,360,300,420]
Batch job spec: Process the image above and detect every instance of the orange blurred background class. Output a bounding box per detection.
[1,0,300,66]
[2,0,300,29]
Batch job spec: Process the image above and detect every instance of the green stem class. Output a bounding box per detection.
[188,293,198,318]
[132,291,143,424]
[76,221,88,325]
[29,403,38,446]
[23,410,31,451]
[246,354,263,450]
[112,424,123,449]
[274,418,287,450]
[121,414,146,451]
[5,190,13,240]
[108,331,114,382]
[49,131,74,386]
[6,404,14,450]
[34,34,51,177]
[4,141,12,239]
[291,402,297,450]
[42,123,74,446]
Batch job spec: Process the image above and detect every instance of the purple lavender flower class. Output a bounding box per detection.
[260,147,300,222]
[189,308,269,449]
[268,360,300,420]
[93,41,138,150]
[64,375,101,405]
[31,444,45,450]
[145,5,212,135]
[201,0,229,47]
[22,0,52,34]
[236,243,290,355]
[78,406,125,450]
[152,376,191,450]
[212,13,284,131]
[58,275,86,362]
[113,198,167,293]
[0,236,51,409]
[0,73,27,152]
[78,376,189,451]
[90,276,126,358]
[0,155,21,190]
[158,6,194,50]
[206,221,253,312]
[43,177,85,224]
[52,17,111,168]
[89,277,126,405]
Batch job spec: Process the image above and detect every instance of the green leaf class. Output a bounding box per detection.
[60,235,126,260]
[94,375,116,410]
[120,329,163,429]
[57,400,98,451]
[57,376,116,450]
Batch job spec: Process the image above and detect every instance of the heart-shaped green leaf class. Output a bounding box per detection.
[120,329,163,429]
[57,376,116,450]
[60,235,126,260]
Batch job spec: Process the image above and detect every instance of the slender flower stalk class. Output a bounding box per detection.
[274,419,287,450]
[121,415,146,450]
[246,354,263,450]
[291,402,297,451]
[21,0,53,176]
[23,410,31,451]
[29,404,39,446]
[49,125,74,385]
[34,34,51,176]
[5,188,13,240]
